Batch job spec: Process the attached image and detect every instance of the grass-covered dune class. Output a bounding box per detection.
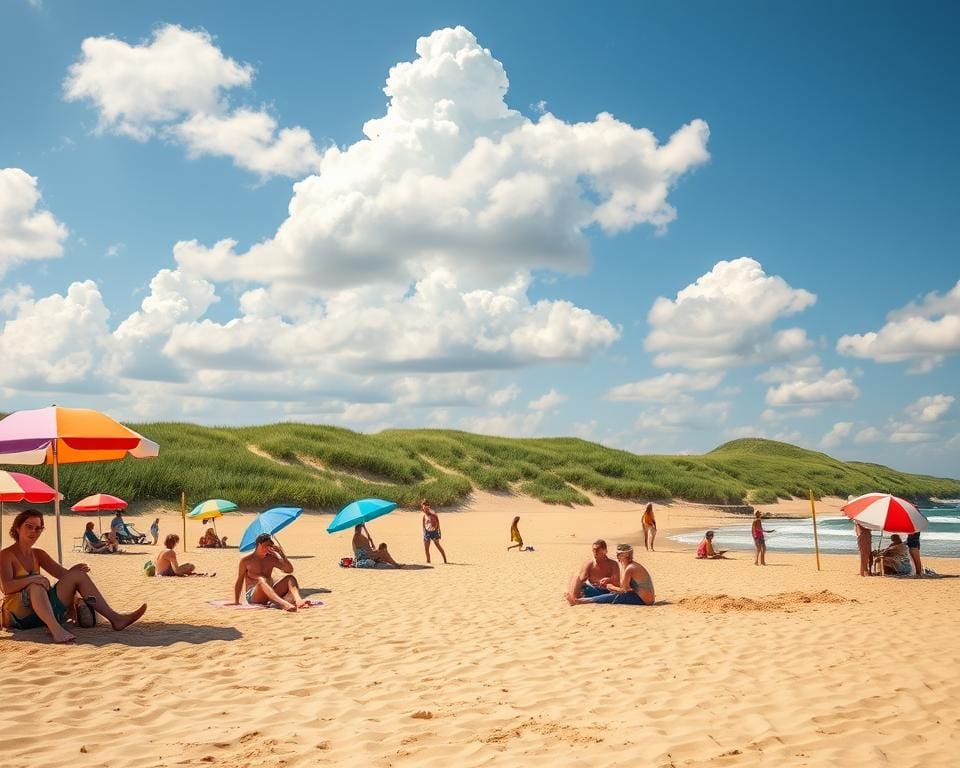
[15,424,960,510]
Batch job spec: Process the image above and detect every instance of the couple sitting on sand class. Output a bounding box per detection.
[565,540,655,606]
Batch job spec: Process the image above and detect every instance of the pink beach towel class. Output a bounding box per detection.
[207,599,323,610]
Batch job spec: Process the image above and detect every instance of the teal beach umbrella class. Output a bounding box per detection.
[327,498,397,534]
[239,506,303,552]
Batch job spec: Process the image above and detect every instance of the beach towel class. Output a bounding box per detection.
[206,599,323,610]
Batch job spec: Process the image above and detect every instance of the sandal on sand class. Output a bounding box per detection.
[75,597,97,628]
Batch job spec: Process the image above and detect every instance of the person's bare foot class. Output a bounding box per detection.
[111,603,147,630]
[296,598,309,609]
[51,627,77,643]
[564,592,577,606]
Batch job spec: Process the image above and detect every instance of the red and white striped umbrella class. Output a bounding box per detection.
[841,493,928,533]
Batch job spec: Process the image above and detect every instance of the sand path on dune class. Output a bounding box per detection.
[2,492,957,767]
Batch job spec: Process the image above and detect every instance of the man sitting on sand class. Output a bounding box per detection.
[696,531,729,559]
[873,534,912,575]
[566,539,619,600]
[566,544,654,606]
[352,524,404,568]
[233,533,307,611]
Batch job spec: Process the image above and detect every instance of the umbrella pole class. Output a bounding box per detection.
[53,439,63,564]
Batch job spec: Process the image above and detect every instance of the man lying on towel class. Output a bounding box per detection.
[232,534,308,611]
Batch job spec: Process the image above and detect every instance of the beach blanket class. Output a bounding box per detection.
[206,599,323,610]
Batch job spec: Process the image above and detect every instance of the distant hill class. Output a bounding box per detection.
[10,425,960,510]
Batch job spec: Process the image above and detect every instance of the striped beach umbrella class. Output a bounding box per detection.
[841,493,928,533]
[0,470,60,547]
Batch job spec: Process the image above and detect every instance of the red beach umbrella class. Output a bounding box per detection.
[841,493,928,533]
[0,470,61,548]
[71,493,128,534]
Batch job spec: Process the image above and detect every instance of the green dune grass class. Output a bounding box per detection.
[13,425,960,511]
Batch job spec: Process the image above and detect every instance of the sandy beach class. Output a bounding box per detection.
[2,493,958,768]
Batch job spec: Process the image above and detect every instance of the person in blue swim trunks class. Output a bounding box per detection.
[566,544,655,606]
[421,500,447,564]
[232,534,307,611]
[565,540,620,602]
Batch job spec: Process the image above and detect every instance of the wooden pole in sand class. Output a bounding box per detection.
[809,489,821,571]
[180,491,187,553]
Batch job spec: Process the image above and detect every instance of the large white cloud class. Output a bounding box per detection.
[837,281,960,372]
[820,421,853,448]
[634,401,730,432]
[0,169,69,277]
[853,394,954,446]
[0,281,110,390]
[645,257,815,370]
[175,26,710,291]
[763,360,859,406]
[64,24,323,177]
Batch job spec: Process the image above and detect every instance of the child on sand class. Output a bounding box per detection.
[696,531,729,559]
[150,518,160,545]
[154,534,213,577]
[507,516,523,552]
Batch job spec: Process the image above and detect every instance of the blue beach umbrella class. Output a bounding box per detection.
[239,506,303,552]
[327,498,397,534]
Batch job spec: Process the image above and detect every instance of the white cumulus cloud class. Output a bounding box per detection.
[763,358,859,406]
[528,388,567,411]
[605,371,724,403]
[645,257,815,370]
[837,281,960,372]
[634,401,730,432]
[820,421,853,448]
[0,169,69,277]
[64,24,323,177]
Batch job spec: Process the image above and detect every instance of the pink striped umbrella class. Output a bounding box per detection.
[841,493,928,533]
[71,493,128,534]
[0,470,61,548]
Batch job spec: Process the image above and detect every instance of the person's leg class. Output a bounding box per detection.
[643,527,649,550]
[423,537,431,563]
[565,573,585,603]
[250,577,296,611]
[25,584,75,643]
[760,541,767,566]
[176,563,196,575]
[434,540,447,564]
[650,526,656,551]
[909,547,922,577]
[273,575,307,608]
[54,569,146,630]
[754,540,760,565]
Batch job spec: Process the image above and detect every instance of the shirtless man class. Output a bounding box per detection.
[566,544,655,606]
[565,539,620,602]
[232,534,307,611]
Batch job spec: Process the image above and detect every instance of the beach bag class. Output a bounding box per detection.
[339,557,355,568]
[143,560,156,577]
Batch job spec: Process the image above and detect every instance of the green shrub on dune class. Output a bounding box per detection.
[23,425,960,511]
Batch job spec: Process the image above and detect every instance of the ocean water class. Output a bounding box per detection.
[671,505,960,558]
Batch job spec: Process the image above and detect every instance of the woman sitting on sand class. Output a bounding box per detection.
[873,534,912,575]
[198,528,227,548]
[0,509,147,643]
[352,524,404,568]
[566,544,654,606]
[83,522,112,554]
[155,534,212,577]
[696,531,729,559]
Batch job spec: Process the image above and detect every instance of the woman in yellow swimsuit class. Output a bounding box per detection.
[507,516,523,552]
[1,509,147,643]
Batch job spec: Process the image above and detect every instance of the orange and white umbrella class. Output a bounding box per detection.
[0,406,158,562]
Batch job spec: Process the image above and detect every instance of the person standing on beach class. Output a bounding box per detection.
[566,544,654,606]
[507,516,523,552]
[421,500,447,564]
[566,539,619,600]
[641,504,657,551]
[854,521,873,576]
[751,511,775,566]
[233,533,307,611]
[150,518,160,546]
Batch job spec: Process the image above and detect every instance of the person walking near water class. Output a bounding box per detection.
[642,503,657,551]
[421,500,447,564]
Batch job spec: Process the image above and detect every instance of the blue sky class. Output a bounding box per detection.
[1,1,957,476]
